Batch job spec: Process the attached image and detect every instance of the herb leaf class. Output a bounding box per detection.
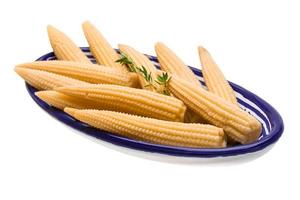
[155,72,170,85]
[115,53,136,72]
[136,66,152,82]
[155,72,171,95]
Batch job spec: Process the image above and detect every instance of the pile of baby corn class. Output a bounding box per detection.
[15,21,262,148]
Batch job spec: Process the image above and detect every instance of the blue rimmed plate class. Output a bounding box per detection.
[25,47,284,157]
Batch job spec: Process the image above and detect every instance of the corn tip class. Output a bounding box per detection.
[118,44,129,50]
[47,25,64,45]
[35,91,54,101]
[198,46,208,54]
[82,20,93,30]
[35,90,56,98]
[82,20,91,26]
[47,24,54,31]
[47,25,58,36]
[16,62,34,69]
[155,42,164,48]
[14,67,40,80]
[64,107,78,116]
[14,66,20,73]
[14,66,26,76]
[15,63,23,68]
[34,90,44,97]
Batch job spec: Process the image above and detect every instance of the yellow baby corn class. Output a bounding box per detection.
[14,67,89,90]
[47,25,91,63]
[64,108,226,148]
[82,21,128,72]
[118,44,162,92]
[35,91,98,110]
[198,46,238,106]
[57,84,187,122]
[155,42,206,122]
[17,61,137,87]
[168,76,262,144]
[155,42,201,86]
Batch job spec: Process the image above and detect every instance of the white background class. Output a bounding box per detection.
[0,0,299,199]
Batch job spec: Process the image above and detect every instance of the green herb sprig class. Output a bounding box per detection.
[115,53,136,72]
[116,53,171,95]
[156,72,171,95]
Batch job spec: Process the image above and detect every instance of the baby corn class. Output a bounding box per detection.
[169,76,262,144]
[82,21,128,72]
[56,84,187,122]
[17,61,137,87]
[14,67,89,90]
[64,108,226,148]
[118,44,162,92]
[35,91,98,110]
[155,42,201,86]
[47,25,91,63]
[155,43,204,122]
[198,47,238,106]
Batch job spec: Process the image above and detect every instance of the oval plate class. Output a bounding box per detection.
[25,47,284,157]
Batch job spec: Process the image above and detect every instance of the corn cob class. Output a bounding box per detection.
[35,91,99,110]
[17,61,137,87]
[47,25,91,63]
[155,42,201,86]
[198,46,238,106]
[82,21,128,72]
[155,42,207,122]
[64,108,226,148]
[118,44,162,92]
[56,84,187,122]
[14,67,89,90]
[168,76,262,144]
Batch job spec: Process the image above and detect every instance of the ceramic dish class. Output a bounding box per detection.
[25,47,284,157]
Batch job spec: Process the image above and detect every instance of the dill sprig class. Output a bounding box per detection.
[115,53,171,95]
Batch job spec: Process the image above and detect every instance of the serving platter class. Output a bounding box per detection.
[25,47,284,157]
